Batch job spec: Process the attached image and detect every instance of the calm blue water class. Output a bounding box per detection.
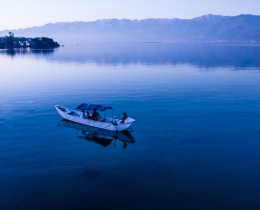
[0,43,260,210]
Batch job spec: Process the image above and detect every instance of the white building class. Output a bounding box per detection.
[7,32,14,37]
[26,40,36,47]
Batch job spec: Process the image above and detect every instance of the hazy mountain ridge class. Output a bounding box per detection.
[1,14,260,43]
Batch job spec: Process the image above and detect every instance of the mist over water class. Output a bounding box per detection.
[0,43,260,210]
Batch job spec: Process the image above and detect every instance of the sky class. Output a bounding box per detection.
[1,0,260,31]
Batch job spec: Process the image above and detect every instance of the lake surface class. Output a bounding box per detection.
[0,43,260,210]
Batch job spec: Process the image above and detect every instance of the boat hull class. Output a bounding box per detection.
[55,105,134,131]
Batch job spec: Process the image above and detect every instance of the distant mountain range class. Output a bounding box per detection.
[1,14,260,43]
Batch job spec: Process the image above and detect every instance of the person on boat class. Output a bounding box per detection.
[92,108,100,120]
[81,110,85,118]
[85,111,91,119]
[121,112,128,123]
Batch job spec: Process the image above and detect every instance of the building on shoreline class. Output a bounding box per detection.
[0,32,59,49]
[7,32,14,37]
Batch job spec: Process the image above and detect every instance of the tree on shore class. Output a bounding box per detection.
[5,36,14,48]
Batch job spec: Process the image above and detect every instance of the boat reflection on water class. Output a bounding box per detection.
[58,120,136,148]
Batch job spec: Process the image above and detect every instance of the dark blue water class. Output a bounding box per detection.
[0,43,260,210]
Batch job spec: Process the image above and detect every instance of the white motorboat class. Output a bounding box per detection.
[55,103,135,132]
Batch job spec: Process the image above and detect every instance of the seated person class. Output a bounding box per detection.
[92,109,100,120]
[85,111,92,119]
[121,112,128,123]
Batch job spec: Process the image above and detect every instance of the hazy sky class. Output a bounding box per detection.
[1,0,260,31]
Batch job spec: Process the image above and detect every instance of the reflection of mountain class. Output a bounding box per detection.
[1,15,260,42]
[58,120,135,148]
[1,43,260,69]
[35,43,260,69]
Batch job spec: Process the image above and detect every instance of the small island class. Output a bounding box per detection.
[0,32,60,49]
